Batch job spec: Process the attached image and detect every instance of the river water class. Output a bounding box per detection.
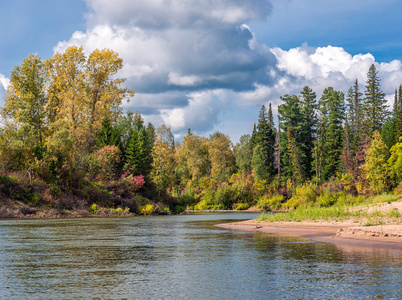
[0,213,401,299]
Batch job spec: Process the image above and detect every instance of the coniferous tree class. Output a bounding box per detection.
[300,86,317,179]
[274,123,282,182]
[287,128,303,186]
[278,95,305,183]
[318,87,345,181]
[343,116,353,175]
[395,85,402,141]
[253,105,275,181]
[362,64,388,135]
[268,103,274,128]
[250,123,257,151]
[346,79,364,154]
[96,118,120,149]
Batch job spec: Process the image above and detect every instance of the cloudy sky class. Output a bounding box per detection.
[1,0,402,142]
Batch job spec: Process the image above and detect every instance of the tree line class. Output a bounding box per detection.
[1,47,402,212]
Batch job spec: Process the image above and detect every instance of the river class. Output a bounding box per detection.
[0,213,401,299]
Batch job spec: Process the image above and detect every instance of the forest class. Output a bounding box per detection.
[1,46,402,216]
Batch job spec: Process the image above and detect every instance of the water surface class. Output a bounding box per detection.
[0,213,401,299]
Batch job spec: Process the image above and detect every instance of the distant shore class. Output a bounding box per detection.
[216,219,402,250]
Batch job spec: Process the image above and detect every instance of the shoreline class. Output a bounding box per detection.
[215,219,402,250]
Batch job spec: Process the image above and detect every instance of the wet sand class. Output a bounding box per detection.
[216,220,402,250]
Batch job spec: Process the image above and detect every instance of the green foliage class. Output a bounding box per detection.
[381,118,397,150]
[233,203,251,210]
[256,194,284,210]
[139,204,155,215]
[317,87,345,181]
[89,203,99,214]
[363,64,388,134]
[285,182,319,209]
[365,131,390,194]
[96,118,121,149]
[388,139,402,185]
[88,145,122,181]
[234,134,253,174]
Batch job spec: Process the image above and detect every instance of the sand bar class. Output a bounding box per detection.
[216,219,402,250]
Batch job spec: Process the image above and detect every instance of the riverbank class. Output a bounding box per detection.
[216,200,402,250]
[216,220,402,250]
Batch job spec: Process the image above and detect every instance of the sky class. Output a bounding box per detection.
[1,0,402,143]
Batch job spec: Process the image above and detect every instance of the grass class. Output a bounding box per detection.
[257,206,357,223]
[257,203,402,226]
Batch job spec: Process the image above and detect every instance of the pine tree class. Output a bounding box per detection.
[287,129,303,186]
[300,86,317,179]
[253,105,275,181]
[250,123,258,151]
[318,87,345,181]
[268,103,274,128]
[96,118,120,149]
[274,124,281,182]
[278,94,305,183]
[346,79,364,154]
[395,85,402,141]
[363,64,388,135]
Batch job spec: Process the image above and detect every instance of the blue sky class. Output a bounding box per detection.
[1,0,402,143]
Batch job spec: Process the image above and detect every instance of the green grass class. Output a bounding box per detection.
[257,204,402,226]
[257,206,357,223]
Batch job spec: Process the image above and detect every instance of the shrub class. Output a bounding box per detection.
[88,145,121,181]
[233,203,250,210]
[139,204,155,215]
[257,194,284,210]
[285,182,318,209]
[89,203,99,214]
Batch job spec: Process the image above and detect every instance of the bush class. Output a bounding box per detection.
[233,203,250,210]
[257,194,284,210]
[88,145,121,181]
[139,204,155,215]
[89,203,99,214]
[285,182,318,209]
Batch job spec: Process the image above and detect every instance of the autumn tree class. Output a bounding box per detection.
[388,138,402,186]
[47,46,86,132]
[208,132,236,181]
[175,132,208,184]
[3,54,48,149]
[151,125,176,196]
[83,49,135,150]
[365,131,390,194]
[234,134,253,174]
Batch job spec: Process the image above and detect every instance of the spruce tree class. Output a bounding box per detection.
[363,64,388,135]
[318,87,345,181]
[253,105,275,181]
[278,94,305,183]
[274,124,281,182]
[300,86,317,179]
[346,79,363,154]
[96,118,121,149]
[268,103,274,128]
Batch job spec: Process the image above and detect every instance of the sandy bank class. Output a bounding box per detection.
[216,220,402,250]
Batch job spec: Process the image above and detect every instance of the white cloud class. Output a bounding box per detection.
[53,1,402,139]
[269,45,402,101]
[160,89,232,134]
[168,72,203,87]
[0,74,10,107]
